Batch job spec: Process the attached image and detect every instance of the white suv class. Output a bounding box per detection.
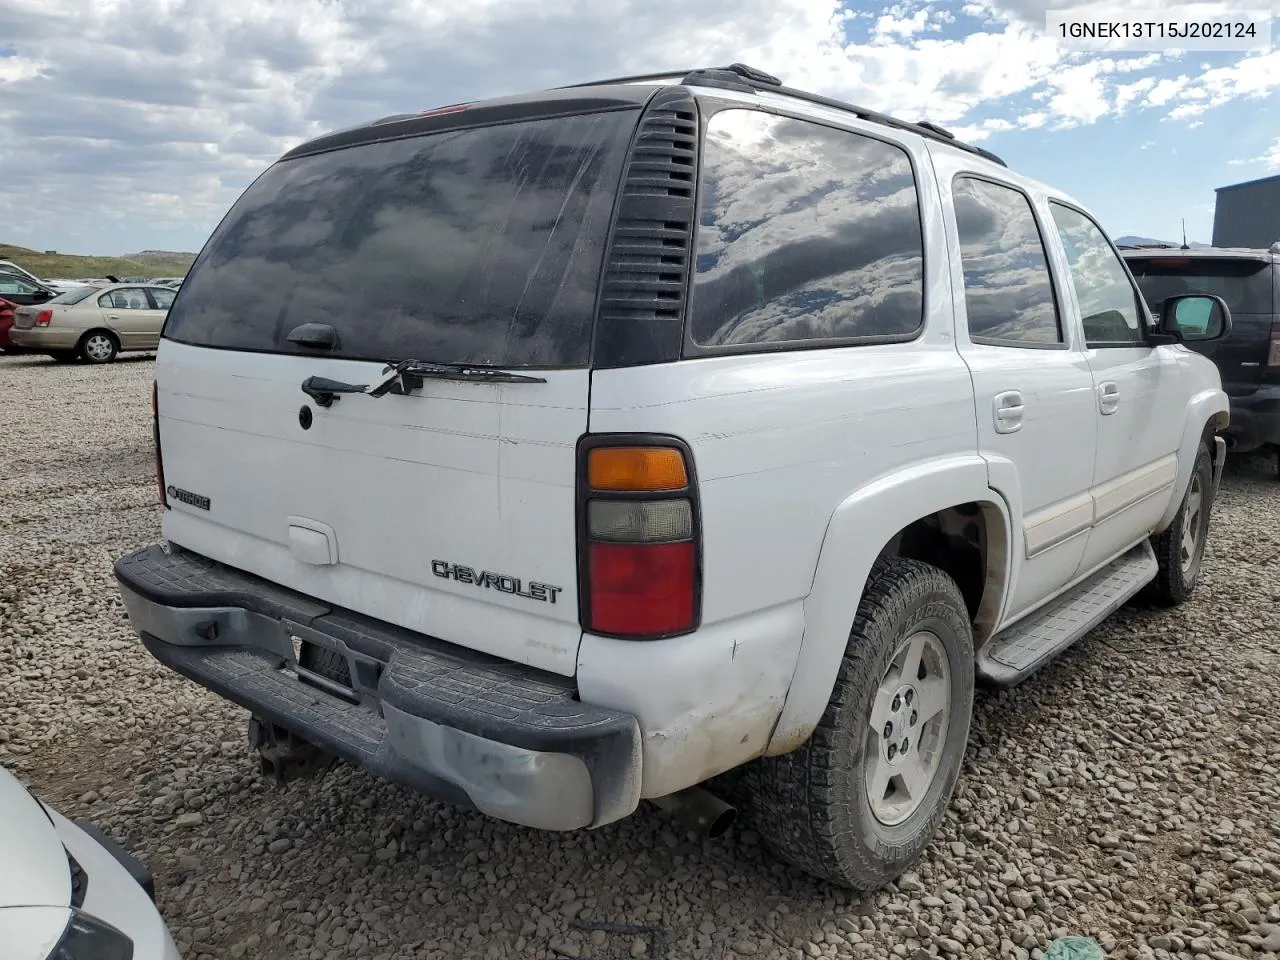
[114,64,1232,891]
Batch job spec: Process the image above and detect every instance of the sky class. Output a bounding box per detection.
[1,0,1278,257]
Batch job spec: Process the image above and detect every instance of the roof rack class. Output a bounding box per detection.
[557,63,1007,167]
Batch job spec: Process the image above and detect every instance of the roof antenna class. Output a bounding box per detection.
[1181,218,1189,250]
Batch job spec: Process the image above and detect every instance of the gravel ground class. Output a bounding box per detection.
[2,351,1279,960]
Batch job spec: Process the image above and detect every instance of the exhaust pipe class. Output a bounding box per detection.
[650,787,737,840]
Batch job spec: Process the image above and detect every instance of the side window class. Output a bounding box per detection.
[0,277,36,295]
[953,177,1061,345]
[1049,203,1146,346]
[102,288,148,310]
[149,288,176,310]
[688,109,924,349]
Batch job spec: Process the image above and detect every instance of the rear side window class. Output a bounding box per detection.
[953,176,1061,345]
[1125,257,1275,316]
[100,289,150,310]
[688,109,924,350]
[164,110,638,367]
[0,277,37,295]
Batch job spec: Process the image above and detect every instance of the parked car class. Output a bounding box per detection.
[0,296,18,353]
[0,258,45,285]
[1121,245,1280,473]
[42,278,109,294]
[9,283,176,363]
[113,63,1230,892]
[0,272,59,307]
[0,763,181,959]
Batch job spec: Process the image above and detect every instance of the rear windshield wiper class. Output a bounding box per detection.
[301,358,547,407]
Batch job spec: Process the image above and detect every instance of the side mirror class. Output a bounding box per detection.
[1160,294,1232,342]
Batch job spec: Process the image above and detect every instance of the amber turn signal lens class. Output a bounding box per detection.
[587,447,688,491]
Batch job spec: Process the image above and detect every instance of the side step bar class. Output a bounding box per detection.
[976,542,1158,688]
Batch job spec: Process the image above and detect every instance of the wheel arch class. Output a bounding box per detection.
[764,455,1011,756]
[1155,388,1230,533]
[78,327,120,346]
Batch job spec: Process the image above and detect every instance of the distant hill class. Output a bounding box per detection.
[1114,234,1211,249]
[0,243,196,280]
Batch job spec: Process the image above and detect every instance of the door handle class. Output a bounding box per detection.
[105,314,119,320]
[993,390,1024,434]
[1098,381,1120,415]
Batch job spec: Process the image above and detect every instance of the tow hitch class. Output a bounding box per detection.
[248,716,335,783]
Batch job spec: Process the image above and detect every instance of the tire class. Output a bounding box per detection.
[740,558,975,890]
[78,330,119,364]
[1148,441,1213,605]
[48,350,78,363]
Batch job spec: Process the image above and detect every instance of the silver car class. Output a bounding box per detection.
[0,763,181,959]
[10,283,176,363]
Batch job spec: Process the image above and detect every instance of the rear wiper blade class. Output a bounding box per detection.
[300,358,546,407]
[368,359,548,396]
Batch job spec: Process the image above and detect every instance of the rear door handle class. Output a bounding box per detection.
[1098,381,1120,415]
[993,390,1024,434]
[105,314,119,320]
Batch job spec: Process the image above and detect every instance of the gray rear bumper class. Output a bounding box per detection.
[115,544,642,831]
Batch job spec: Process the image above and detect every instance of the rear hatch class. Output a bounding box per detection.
[154,98,645,676]
[1125,254,1277,394]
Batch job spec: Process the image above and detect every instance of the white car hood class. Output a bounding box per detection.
[0,766,71,908]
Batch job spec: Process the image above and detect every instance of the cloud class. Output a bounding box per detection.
[1229,139,1280,171]
[2,0,1280,253]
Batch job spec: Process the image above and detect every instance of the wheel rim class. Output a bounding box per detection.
[1179,472,1204,574]
[85,335,113,361]
[864,630,951,827]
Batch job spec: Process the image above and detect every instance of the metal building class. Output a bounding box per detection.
[1213,173,1280,249]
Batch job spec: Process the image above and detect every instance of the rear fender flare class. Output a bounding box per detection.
[764,455,1008,755]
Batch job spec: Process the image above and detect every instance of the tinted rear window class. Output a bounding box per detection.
[1126,257,1275,316]
[164,110,638,367]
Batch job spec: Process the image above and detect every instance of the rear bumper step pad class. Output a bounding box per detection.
[115,544,641,830]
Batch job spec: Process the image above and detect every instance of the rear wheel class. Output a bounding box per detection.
[78,331,119,364]
[741,558,974,890]
[1149,441,1212,606]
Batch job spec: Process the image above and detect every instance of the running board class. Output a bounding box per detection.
[976,542,1158,688]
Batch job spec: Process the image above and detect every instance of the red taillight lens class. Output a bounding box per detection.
[579,439,699,639]
[153,381,168,508]
[589,542,696,635]
[1268,322,1280,368]
[34,309,52,326]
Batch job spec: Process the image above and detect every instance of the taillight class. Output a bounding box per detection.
[578,439,700,638]
[34,309,52,326]
[1268,322,1280,368]
[153,381,168,508]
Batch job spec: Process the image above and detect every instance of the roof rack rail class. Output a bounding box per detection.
[556,63,1006,167]
[556,68,702,89]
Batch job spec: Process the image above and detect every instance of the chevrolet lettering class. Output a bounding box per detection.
[430,560,563,604]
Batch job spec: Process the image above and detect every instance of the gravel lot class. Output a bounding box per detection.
[2,352,1279,960]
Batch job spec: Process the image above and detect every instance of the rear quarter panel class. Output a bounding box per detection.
[578,120,985,793]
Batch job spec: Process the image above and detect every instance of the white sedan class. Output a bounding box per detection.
[0,764,181,959]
